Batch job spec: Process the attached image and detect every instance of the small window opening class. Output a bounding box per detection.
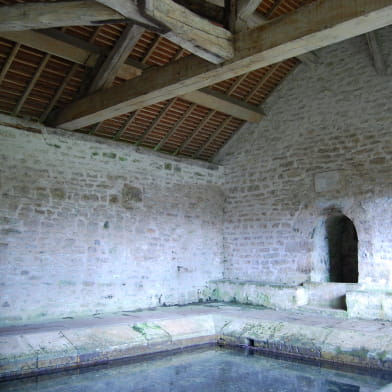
[326,214,358,283]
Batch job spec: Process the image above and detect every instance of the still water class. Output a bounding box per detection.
[2,347,392,391]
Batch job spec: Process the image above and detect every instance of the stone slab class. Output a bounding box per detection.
[0,335,36,376]
[22,330,77,370]
[2,304,392,379]
[62,324,147,362]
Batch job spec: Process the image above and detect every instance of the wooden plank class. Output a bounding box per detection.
[181,88,264,122]
[0,42,20,84]
[366,31,387,75]
[89,24,144,93]
[53,0,392,130]
[0,1,126,32]
[0,30,99,67]
[145,0,233,63]
[13,53,51,115]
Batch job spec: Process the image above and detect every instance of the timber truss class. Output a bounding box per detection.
[0,0,390,161]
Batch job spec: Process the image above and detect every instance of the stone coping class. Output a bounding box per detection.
[1,303,392,383]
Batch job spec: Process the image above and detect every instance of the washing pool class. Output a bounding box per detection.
[1,347,392,391]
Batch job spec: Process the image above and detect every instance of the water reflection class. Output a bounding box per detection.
[1,348,390,392]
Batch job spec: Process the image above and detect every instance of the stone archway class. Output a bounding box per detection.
[326,214,358,283]
[311,210,359,284]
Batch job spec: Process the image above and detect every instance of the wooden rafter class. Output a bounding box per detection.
[243,63,280,101]
[40,63,79,122]
[173,110,216,156]
[193,116,232,158]
[89,121,102,135]
[0,1,127,32]
[265,0,285,19]
[99,0,233,63]
[0,30,99,67]
[0,30,265,124]
[0,42,20,84]
[53,0,392,131]
[113,112,137,140]
[88,24,144,93]
[238,0,262,21]
[154,103,197,151]
[227,72,250,95]
[181,88,264,122]
[135,100,177,146]
[13,53,51,116]
[0,30,141,82]
[141,35,162,64]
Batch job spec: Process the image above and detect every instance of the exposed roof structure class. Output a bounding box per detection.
[0,0,390,161]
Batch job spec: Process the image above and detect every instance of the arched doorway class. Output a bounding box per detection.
[326,214,358,283]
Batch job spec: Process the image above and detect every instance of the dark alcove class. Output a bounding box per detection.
[326,214,358,283]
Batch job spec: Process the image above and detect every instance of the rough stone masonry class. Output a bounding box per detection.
[1,26,392,326]
[217,26,392,288]
[0,117,225,325]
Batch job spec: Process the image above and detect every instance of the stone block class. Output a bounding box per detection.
[22,330,77,369]
[209,280,308,310]
[62,325,147,362]
[0,335,36,376]
[156,315,216,343]
[346,290,392,321]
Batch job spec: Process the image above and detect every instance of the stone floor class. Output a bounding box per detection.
[1,303,392,382]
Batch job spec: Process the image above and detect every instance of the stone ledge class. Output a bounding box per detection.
[209,280,307,309]
[1,304,392,380]
[347,289,392,321]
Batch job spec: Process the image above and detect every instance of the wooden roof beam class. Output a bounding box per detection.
[171,0,225,25]
[181,88,264,122]
[53,0,392,131]
[0,30,141,79]
[143,0,233,63]
[236,0,262,31]
[0,1,130,32]
[88,24,144,93]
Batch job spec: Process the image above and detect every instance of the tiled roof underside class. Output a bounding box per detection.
[0,0,308,161]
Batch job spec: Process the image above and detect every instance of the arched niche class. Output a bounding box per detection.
[311,210,358,283]
[326,214,358,283]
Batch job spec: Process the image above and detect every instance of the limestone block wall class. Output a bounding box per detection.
[217,27,392,287]
[0,116,225,325]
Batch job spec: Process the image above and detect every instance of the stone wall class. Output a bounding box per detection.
[217,27,392,287]
[0,116,224,325]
